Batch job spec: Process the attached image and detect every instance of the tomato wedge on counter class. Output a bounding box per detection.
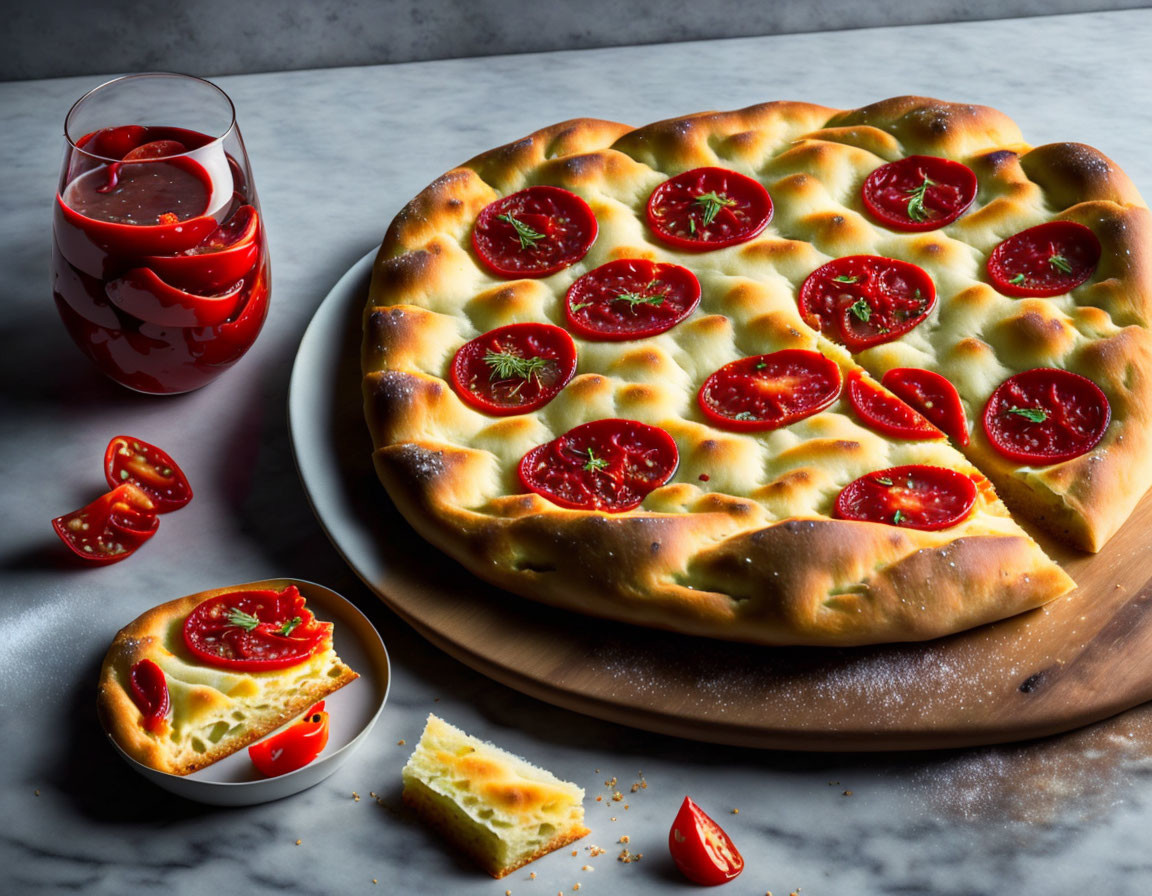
[797,255,936,351]
[472,185,597,278]
[669,796,744,885]
[104,435,193,513]
[881,368,969,445]
[982,367,1111,463]
[565,258,701,340]
[248,701,330,777]
[129,659,170,733]
[698,350,842,432]
[52,482,159,564]
[518,418,678,512]
[987,220,1101,297]
[646,166,773,250]
[182,585,331,671]
[450,322,577,415]
[862,155,977,231]
[846,372,942,440]
[834,465,977,531]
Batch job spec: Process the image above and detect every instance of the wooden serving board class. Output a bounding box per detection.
[290,253,1152,751]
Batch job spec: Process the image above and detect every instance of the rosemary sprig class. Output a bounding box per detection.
[1007,406,1048,423]
[905,174,935,222]
[1009,273,1028,285]
[694,190,737,226]
[893,509,906,524]
[1049,254,1074,274]
[497,213,544,249]
[583,448,609,472]
[279,617,302,636]
[226,607,262,631]
[833,274,859,284]
[875,476,894,486]
[613,280,668,312]
[483,349,550,396]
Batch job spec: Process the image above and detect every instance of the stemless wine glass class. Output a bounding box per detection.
[52,73,270,394]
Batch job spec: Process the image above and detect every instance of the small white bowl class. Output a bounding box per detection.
[103,578,390,806]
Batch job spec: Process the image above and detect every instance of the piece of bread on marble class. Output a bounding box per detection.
[401,714,589,877]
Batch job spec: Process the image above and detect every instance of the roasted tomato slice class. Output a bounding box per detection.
[472,185,597,278]
[835,465,977,530]
[846,372,942,440]
[248,702,330,777]
[982,367,1110,464]
[450,322,577,415]
[104,435,193,513]
[565,258,701,340]
[862,155,977,231]
[698,350,842,432]
[52,482,159,564]
[182,585,332,671]
[881,367,969,445]
[122,139,189,160]
[646,166,773,250]
[669,796,744,886]
[129,659,170,733]
[987,221,1101,297]
[518,418,678,512]
[797,255,936,352]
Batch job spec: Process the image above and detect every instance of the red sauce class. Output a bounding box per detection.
[52,125,269,394]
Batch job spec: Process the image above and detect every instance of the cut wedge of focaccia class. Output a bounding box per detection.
[98,582,358,775]
[402,714,589,877]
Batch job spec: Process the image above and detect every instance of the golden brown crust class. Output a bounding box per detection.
[97,583,358,775]
[361,96,1152,645]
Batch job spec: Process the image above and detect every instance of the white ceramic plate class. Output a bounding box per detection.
[104,577,390,806]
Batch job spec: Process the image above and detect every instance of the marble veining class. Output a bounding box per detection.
[4,9,1152,894]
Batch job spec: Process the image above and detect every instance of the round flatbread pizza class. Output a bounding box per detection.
[362,96,1152,646]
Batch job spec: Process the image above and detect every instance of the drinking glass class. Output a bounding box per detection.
[52,73,270,394]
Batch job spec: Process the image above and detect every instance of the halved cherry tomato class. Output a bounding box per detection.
[797,255,936,352]
[669,796,744,886]
[182,585,331,671]
[565,258,701,340]
[846,372,942,440]
[248,702,329,777]
[472,185,597,278]
[144,205,261,292]
[698,350,842,432]
[646,167,773,250]
[518,418,678,512]
[52,482,158,564]
[104,436,193,513]
[834,465,977,530]
[881,367,969,445]
[987,221,1101,297]
[862,155,977,232]
[450,322,577,415]
[122,139,188,161]
[982,368,1110,463]
[129,659,170,734]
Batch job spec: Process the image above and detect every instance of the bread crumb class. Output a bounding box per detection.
[610,816,617,822]
[397,739,406,745]
[619,835,630,844]
[617,848,643,863]
[595,796,603,802]
[372,880,377,885]
[581,864,594,871]
[587,846,606,857]
[604,777,617,788]
[573,884,581,891]
[353,792,360,802]
[530,872,536,879]
[843,790,853,796]
[295,839,302,846]
[611,791,623,802]
[731,808,739,814]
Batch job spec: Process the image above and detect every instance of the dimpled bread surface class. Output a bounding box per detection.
[98,585,358,775]
[402,714,589,878]
[364,97,1152,646]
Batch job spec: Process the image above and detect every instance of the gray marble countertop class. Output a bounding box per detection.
[5,9,1152,895]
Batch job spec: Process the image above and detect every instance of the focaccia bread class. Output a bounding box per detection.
[402,714,589,877]
[363,97,1152,646]
[98,582,358,775]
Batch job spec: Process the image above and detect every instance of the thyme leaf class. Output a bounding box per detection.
[1007,406,1048,423]
[226,607,262,631]
[1049,254,1074,274]
[694,190,737,227]
[849,298,872,322]
[279,617,302,636]
[583,448,609,472]
[497,213,544,250]
[905,174,935,223]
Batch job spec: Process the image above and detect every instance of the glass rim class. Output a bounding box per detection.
[64,72,238,163]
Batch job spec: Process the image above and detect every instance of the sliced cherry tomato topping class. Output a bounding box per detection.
[797,255,936,352]
[472,185,597,278]
[52,483,158,564]
[104,436,193,513]
[862,155,977,231]
[248,702,330,777]
[518,418,678,512]
[881,367,970,445]
[987,221,1101,297]
[846,372,942,440]
[565,259,701,340]
[698,350,842,432]
[646,166,773,250]
[182,585,332,671]
[834,465,978,531]
[982,368,1110,464]
[450,322,577,415]
[129,659,170,734]
[122,139,188,161]
[669,796,744,886]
